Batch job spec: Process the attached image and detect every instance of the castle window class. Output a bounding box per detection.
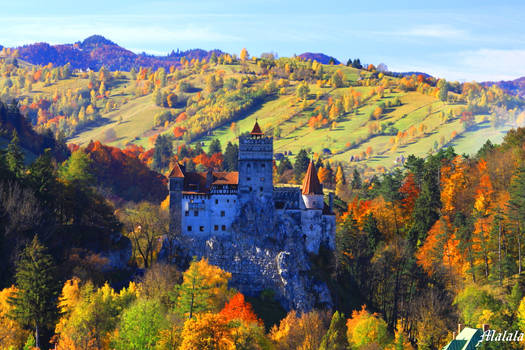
[214,225,218,231]
[261,163,265,168]
[194,210,198,216]
[247,163,251,168]
[187,226,192,232]
[220,211,225,217]
[247,177,251,181]
[215,199,218,204]
[199,226,204,232]
[221,225,226,231]
[227,199,230,203]
[259,187,263,192]
[249,186,253,191]
[185,211,189,216]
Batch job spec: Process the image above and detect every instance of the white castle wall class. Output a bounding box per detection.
[301,194,324,210]
[182,194,238,236]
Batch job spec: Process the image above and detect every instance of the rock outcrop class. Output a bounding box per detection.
[163,199,333,311]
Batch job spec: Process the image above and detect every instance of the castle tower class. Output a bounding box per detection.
[238,120,273,205]
[301,160,324,209]
[168,162,185,234]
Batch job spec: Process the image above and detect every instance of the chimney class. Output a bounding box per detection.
[329,192,334,211]
[458,323,463,334]
[452,331,456,340]
[483,324,490,332]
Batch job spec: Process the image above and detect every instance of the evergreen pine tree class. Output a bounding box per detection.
[208,139,222,156]
[223,142,239,171]
[277,157,293,175]
[294,149,310,180]
[6,130,24,177]
[8,235,59,349]
[363,213,382,256]
[351,169,362,189]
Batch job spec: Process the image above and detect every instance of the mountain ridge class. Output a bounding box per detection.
[13,35,226,71]
[482,76,525,99]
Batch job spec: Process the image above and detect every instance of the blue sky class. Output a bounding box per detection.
[1,0,524,81]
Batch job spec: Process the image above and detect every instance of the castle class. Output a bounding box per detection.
[168,120,335,254]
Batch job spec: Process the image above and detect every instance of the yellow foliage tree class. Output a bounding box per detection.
[346,305,392,349]
[179,313,230,350]
[0,286,29,350]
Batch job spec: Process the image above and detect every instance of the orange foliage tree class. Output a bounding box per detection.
[219,292,262,325]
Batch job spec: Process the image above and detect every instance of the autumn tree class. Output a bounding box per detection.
[55,282,137,350]
[240,48,249,62]
[346,305,392,349]
[0,286,28,349]
[179,312,230,350]
[173,258,232,319]
[119,202,169,268]
[319,311,348,350]
[219,292,261,325]
[296,82,310,101]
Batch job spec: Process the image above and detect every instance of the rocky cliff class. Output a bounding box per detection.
[163,199,333,311]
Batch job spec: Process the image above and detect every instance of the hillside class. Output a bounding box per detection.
[483,76,525,99]
[1,50,524,177]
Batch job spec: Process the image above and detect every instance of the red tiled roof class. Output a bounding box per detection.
[169,162,185,178]
[250,120,263,135]
[182,171,239,193]
[301,160,323,195]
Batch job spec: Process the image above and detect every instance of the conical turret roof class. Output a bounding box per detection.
[169,162,185,178]
[250,119,263,135]
[301,160,323,195]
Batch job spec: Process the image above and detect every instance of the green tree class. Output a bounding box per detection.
[508,166,525,273]
[152,135,173,171]
[8,236,59,349]
[351,168,362,189]
[208,138,222,155]
[437,79,449,102]
[277,157,293,175]
[296,82,310,100]
[294,149,310,180]
[173,259,212,319]
[319,311,348,350]
[223,142,239,171]
[113,299,168,350]
[330,71,344,88]
[59,150,94,186]
[153,88,162,106]
[6,130,24,177]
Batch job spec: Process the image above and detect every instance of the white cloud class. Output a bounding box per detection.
[385,24,468,40]
[389,48,525,82]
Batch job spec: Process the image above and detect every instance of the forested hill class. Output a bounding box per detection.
[3,35,225,71]
[483,76,525,99]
